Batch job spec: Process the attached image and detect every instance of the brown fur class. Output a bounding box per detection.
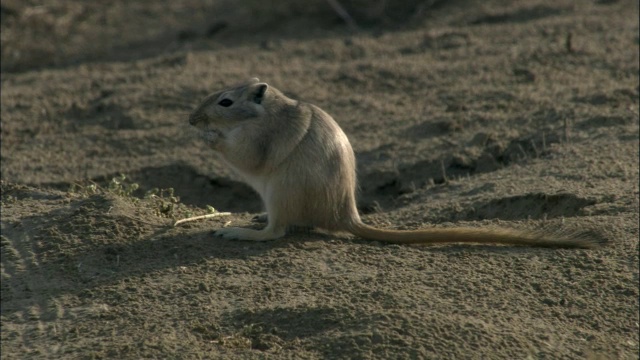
[189,79,603,248]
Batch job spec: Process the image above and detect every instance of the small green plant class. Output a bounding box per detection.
[107,174,139,197]
[66,175,223,222]
[69,182,99,196]
[68,174,141,202]
[1,194,17,205]
[144,187,184,217]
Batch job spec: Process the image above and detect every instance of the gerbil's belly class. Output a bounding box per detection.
[222,161,268,198]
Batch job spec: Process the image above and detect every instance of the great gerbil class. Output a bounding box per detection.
[188,78,602,248]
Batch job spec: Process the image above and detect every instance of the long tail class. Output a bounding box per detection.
[346,222,605,249]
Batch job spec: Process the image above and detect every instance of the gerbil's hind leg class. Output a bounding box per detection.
[217,183,290,241]
[214,222,286,241]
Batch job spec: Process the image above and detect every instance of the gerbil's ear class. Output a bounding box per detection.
[251,83,268,104]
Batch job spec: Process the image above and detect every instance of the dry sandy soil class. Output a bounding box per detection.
[1,0,639,358]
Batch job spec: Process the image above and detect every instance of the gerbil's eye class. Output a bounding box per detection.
[218,99,233,107]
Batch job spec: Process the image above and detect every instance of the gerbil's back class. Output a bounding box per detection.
[272,103,360,230]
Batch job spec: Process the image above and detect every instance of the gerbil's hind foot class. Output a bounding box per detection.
[214,226,285,241]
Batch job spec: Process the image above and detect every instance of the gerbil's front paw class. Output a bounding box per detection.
[251,213,268,223]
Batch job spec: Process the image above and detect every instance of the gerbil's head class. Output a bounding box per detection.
[189,78,270,131]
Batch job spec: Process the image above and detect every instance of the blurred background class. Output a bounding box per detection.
[0,0,466,73]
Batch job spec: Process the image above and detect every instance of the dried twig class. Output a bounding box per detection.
[326,0,359,31]
[565,32,573,53]
[530,139,540,158]
[174,212,232,227]
[517,143,528,160]
[440,159,448,183]
[563,117,571,144]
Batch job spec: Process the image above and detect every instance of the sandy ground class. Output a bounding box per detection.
[1,0,639,358]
